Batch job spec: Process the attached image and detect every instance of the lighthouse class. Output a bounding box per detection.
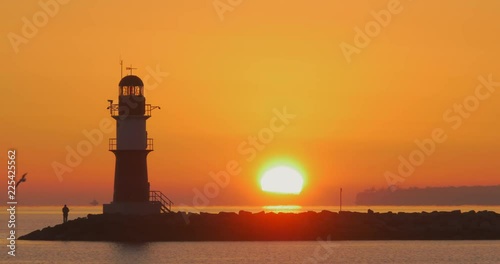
[103,68,172,215]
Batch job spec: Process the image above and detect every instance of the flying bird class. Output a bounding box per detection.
[16,173,27,188]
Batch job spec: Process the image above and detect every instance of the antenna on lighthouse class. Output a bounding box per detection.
[126,65,137,75]
[120,59,123,79]
[340,187,343,212]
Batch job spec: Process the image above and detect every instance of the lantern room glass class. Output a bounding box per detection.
[120,86,143,96]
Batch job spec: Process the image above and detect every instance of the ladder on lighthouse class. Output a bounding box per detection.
[149,191,173,213]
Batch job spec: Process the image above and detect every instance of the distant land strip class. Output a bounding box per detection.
[356,185,500,206]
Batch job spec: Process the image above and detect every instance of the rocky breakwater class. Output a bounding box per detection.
[19,210,500,241]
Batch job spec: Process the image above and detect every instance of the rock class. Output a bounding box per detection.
[238,210,252,216]
[18,210,500,241]
[479,221,491,229]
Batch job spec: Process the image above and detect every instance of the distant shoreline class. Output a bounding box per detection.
[356,185,500,206]
[20,210,500,241]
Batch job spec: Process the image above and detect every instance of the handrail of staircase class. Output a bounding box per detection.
[150,191,173,212]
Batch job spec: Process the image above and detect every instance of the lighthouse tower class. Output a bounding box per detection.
[103,69,170,215]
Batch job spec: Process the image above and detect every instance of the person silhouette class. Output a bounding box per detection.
[62,205,70,223]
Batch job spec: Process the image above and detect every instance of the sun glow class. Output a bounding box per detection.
[260,166,304,194]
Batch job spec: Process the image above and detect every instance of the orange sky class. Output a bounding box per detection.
[1,0,499,206]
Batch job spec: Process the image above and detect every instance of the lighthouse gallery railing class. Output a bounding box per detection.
[109,104,158,117]
[109,138,154,151]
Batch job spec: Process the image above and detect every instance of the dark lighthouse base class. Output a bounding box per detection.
[103,202,161,215]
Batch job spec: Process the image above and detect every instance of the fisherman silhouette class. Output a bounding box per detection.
[62,205,70,223]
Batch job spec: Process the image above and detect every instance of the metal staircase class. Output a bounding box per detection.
[149,191,173,213]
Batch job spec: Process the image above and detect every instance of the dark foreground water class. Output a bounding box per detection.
[6,240,500,263]
[3,206,500,263]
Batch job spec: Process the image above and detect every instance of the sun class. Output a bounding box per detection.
[260,166,304,194]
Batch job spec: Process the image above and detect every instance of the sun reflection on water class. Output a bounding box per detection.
[262,205,302,213]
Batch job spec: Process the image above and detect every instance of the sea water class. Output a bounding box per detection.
[2,206,500,263]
